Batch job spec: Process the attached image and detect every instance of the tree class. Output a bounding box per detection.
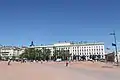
[81,55,86,61]
[35,49,42,61]
[52,49,71,61]
[52,50,60,61]
[19,47,51,61]
[92,55,97,60]
[12,55,16,61]
[73,55,76,60]
[19,48,36,60]
[60,49,71,60]
[97,55,101,61]
[45,49,51,61]
[41,47,51,61]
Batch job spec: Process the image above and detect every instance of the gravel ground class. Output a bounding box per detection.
[0,61,120,80]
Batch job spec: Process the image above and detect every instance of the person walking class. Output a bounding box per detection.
[8,59,11,65]
[65,61,69,67]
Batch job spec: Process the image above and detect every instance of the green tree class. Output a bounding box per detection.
[19,48,36,60]
[41,47,51,61]
[12,55,16,61]
[19,48,51,61]
[60,49,71,60]
[52,49,60,61]
[35,49,42,61]
[52,49,71,61]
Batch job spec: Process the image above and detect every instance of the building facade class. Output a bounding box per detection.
[0,46,26,59]
[32,42,105,60]
[0,42,105,60]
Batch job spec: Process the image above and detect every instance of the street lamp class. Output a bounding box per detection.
[110,31,119,65]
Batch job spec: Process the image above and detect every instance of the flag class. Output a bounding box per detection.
[110,33,115,35]
[112,43,116,46]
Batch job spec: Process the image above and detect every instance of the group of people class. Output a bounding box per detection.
[7,59,69,67]
[7,59,44,65]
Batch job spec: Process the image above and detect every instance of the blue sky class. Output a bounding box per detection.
[0,0,120,50]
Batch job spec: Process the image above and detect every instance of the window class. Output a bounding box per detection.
[89,53,91,55]
[102,55,103,58]
[99,53,101,55]
[85,53,86,55]
[99,46,100,48]
[101,46,103,48]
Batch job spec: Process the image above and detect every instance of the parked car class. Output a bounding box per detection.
[56,58,62,62]
[88,59,93,61]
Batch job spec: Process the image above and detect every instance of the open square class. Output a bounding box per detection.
[0,61,120,80]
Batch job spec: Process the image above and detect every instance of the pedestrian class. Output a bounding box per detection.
[65,61,69,67]
[8,59,11,65]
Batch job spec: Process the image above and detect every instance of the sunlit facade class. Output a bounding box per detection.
[33,42,105,60]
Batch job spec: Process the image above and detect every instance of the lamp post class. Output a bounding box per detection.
[110,31,119,65]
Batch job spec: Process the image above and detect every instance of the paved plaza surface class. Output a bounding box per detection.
[0,61,120,80]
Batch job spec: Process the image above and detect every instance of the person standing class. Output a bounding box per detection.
[41,60,43,64]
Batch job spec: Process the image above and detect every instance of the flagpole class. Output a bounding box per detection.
[113,31,119,65]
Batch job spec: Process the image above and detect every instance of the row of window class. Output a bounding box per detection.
[56,46,104,50]
[72,52,104,55]
[57,47,69,50]
[72,49,103,52]
[56,48,104,51]
[72,46,103,49]
[72,55,104,58]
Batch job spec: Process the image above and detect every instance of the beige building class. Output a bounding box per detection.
[0,46,25,59]
[32,42,105,60]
